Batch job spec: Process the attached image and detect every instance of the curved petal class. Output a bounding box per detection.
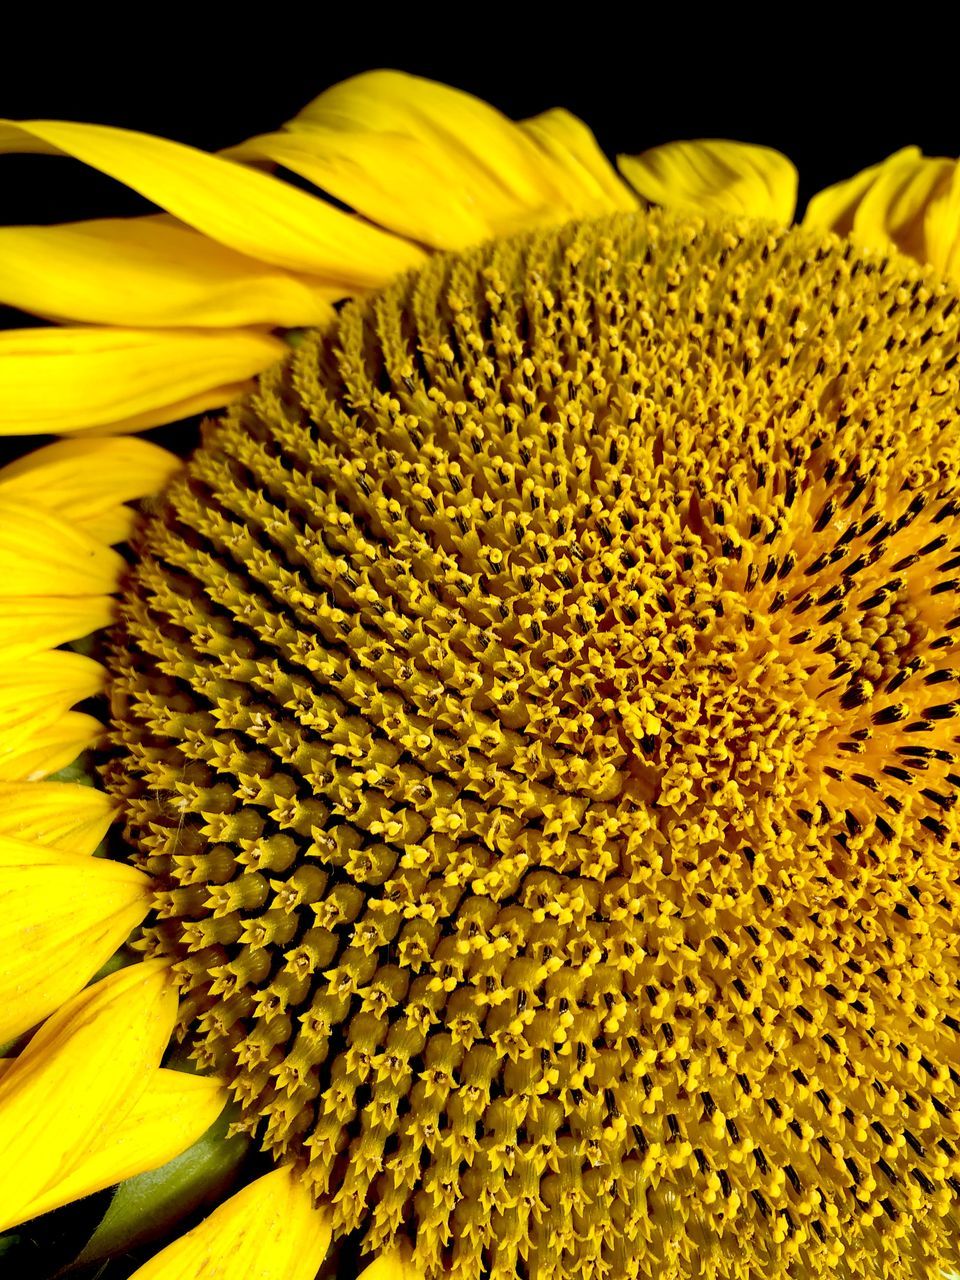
[0,501,125,595]
[0,834,150,1041]
[805,147,960,281]
[925,162,960,282]
[82,380,262,437]
[128,1164,332,1280]
[852,152,953,260]
[802,148,922,239]
[618,139,798,224]
[228,101,634,249]
[0,959,176,1232]
[290,70,562,197]
[0,780,116,854]
[519,108,638,214]
[18,1068,226,1222]
[270,70,620,238]
[0,437,180,532]
[0,650,105,736]
[0,216,339,328]
[52,504,134,546]
[0,118,424,284]
[0,709,102,781]
[808,149,960,280]
[0,596,115,660]
[358,1252,425,1280]
[76,1088,249,1268]
[0,325,285,436]
[0,650,105,778]
[226,128,494,251]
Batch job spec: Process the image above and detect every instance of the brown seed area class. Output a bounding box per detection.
[105,211,960,1280]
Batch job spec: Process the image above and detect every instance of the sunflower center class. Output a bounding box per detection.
[104,211,960,1280]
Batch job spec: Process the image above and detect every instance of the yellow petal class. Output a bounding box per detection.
[226,128,493,251]
[290,70,553,199]
[0,780,116,853]
[853,152,953,260]
[0,216,338,328]
[0,834,150,1042]
[0,435,178,511]
[520,108,638,214]
[0,959,176,1232]
[276,71,607,238]
[618,139,798,224]
[71,505,136,545]
[0,501,125,595]
[802,148,921,239]
[0,118,424,284]
[92,380,262,437]
[0,709,102,782]
[0,596,115,661]
[0,650,105,739]
[358,1252,425,1280]
[0,773,114,855]
[230,105,635,248]
[0,325,285,436]
[19,1067,226,1222]
[128,1164,332,1280]
[0,437,180,543]
[926,162,960,282]
[804,148,960,277]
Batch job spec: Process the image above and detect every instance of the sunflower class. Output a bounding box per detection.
[1,69,960,1280]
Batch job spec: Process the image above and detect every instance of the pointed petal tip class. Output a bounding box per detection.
[127,1163,331,1280]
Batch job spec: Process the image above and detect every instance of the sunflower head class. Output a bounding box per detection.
[97,207,960,1279]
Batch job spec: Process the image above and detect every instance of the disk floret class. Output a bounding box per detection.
[105,210,960,1280]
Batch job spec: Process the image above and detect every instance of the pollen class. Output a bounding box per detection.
[103,210,960,1280]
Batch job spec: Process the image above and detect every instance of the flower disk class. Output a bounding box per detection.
[105,211,960,1280]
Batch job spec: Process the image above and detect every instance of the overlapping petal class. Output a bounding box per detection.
[0,118,425,283]
[0,959,176,1231]
[0,650,104,734]
[619,138,798,224]
[288,70,571,214]
[926,164,960,282]
[227,73,635,250]
[0,325,286,436]
[803,147,922,239]
[519,108,638,214]
[128,1164,332,1280]
[852,151,952,262]
[0,780,116,853]
[0,436,180,533]
[0,710,101,782]
[19,1067,226,1222]
[225,127,494,251]
[0,834,150,1042]
[0,596,115,661]
[0,216,338,328]
[0,501,126,594]
[804,147,960,283]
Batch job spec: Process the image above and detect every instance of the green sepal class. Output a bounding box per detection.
[73,1100,251,1269]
